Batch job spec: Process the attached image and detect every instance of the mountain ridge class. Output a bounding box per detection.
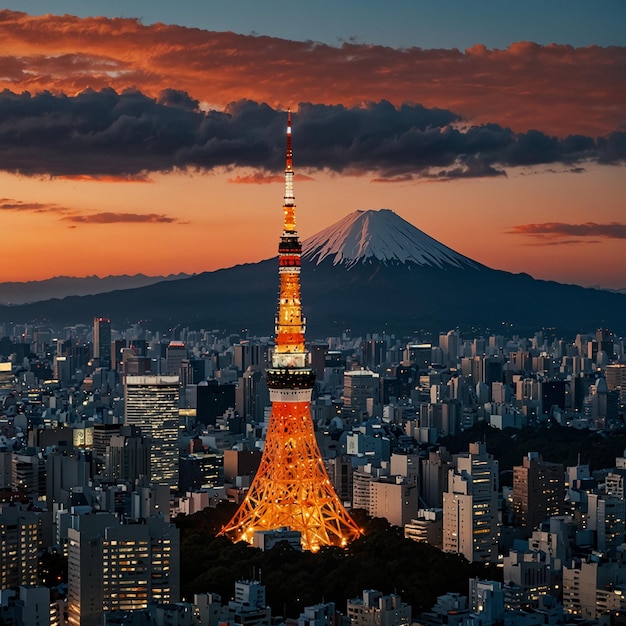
[0,210,623,337]
[0,273,191,305]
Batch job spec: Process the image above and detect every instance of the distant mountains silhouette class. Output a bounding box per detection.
[0,210,624,337]
[0,273,191,305]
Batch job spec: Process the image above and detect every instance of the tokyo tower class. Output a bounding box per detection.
[220,112,362,551]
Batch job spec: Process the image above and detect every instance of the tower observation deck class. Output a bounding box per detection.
[220,112,362,551]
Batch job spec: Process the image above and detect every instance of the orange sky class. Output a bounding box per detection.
[0,10,624,289]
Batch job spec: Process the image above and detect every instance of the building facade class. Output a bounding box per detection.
[124,375,180,490]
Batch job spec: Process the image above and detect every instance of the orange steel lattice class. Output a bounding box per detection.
[220,112,362,551]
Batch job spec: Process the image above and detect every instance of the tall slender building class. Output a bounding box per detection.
[93,316,112,369]
[124,375,180,491]
[443,442,500,563]
[221,112,362,551]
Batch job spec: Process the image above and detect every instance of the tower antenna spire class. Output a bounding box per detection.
[283,108,296,233]
[286,108,293,172]
[220,111,362,551]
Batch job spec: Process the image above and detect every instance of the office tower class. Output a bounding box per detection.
[361,339,387,370]
[93,317,111,369]
[587,493,626,555]
[110,338,126,371]
[164,340,187,375]
[562,557,626,620]
[221,113,361,550]
[512,453,564,534]
[483,356,504,385]
[540,380,566,414]
[104,426,150,483]
[235,366,269,421]
[122,350,152,375]
[46,449,92,509]
[443,442,500,563]
[0,503,40,589]
[12,450,45,502]
[587,377,620,426]
[233,341,269,375]
[124,375,180,490]
[91,423,121,460]
[420,447,453,508]
[67,513,179,625]
[369,478,419,527]
[342,369,380,416]
[0,362,13,398]
[605,364,626,404]
[0,586,56,626]
[403,344,431,371]
[596,327,614,358]
[309,342,328,380]
[325,456,353,504]
[439,330,459,368]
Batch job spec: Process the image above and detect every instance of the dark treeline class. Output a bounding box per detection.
[176,505,498,616]
[441,422,626,487]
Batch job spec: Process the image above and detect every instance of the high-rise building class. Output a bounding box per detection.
[164,340,187,376]
[443,442,500,563]
[0,503,40,590]
[124,375,180,491]
[342,369,380,417]
[596,327,615,358]
[93,317,111,369]
[605,364,626,404]
[439,330,460,368]
[233,341,269,375]
[12,450,45,503]
[587,493,626,555]
[361,339,387,370]
[235,366,269,421]
[220,112,361,550]
[512,452,564,534]
[0,362,13,398]
[369,478,419,528]
[104,426,151,484]
[420,447,453,508]
[67,513,179,626]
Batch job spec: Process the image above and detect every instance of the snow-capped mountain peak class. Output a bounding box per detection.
[302,209,483,270]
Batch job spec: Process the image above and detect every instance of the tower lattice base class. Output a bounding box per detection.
[221,399,362,551]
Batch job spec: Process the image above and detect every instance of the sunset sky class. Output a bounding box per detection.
[0,1,624,289]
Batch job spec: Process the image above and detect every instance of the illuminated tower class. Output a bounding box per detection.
[221,112,362,551]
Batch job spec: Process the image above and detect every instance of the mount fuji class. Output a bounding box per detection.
[0,209,624,336]
[303,209,483,271]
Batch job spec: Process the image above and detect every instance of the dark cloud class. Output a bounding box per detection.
[508,222,626,240]
[0,196,181,225]
[0,89,624,180]
[227,173,314,184]
[0,199,59,212]
[62,212,181,224]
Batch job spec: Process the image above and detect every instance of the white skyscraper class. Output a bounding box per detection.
[124,375,180,490]
[443,442,500,563]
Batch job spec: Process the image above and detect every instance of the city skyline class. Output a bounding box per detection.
[0,3,624,289]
